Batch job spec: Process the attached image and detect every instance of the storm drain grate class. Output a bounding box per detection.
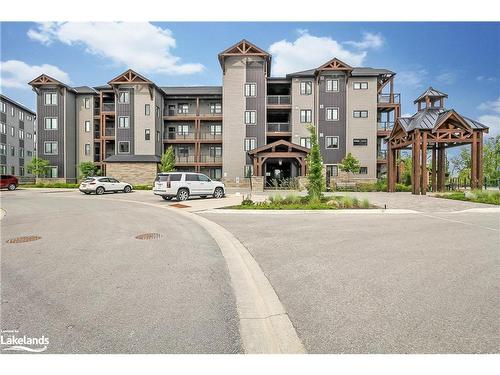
[6,235,42,244]
[169,203,190,208]
[135,233,162,240]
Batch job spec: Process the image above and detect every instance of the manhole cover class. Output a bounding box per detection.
[135,233,162,240]
[6,235,42,244]
[169,203,190,208]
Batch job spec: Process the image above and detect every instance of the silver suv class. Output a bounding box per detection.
[153,172,225,201]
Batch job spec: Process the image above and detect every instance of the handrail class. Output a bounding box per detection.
[267,95,291,105]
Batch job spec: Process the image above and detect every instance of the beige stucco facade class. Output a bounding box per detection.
[106,162,157,185]
[346,77,378,182]
[290,77,315,146]
[133,84,156,155]
[76,95,94,166]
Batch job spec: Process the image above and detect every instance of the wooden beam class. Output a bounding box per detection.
[437,145,446,191]
[421,132,428,195]
[412,130,421,195]
[471,131,478,189]
[477,131,484,189]
[431,146,437,192]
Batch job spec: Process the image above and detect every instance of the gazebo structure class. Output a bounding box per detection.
[387,87,489,195]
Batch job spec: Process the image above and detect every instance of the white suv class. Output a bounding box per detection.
[79,176,133,195]
[153,172,225,201]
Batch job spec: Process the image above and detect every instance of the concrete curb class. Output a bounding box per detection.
[201,208,420,215]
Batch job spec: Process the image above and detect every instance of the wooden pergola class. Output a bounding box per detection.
[247,139,309,176]
[387,88,489,195]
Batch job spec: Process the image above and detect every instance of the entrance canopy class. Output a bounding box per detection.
[248,139,309,176]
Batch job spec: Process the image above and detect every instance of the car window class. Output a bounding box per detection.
[169,174,182,182]
[98,178,109,182]
[185,174,198,182]
[198,174,210,182]
[155,175,169,182]
[83,178,95,183]
[108,178,118,183]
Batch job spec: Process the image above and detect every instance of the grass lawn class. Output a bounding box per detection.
[231,193,376,210]
[435,190,500,205]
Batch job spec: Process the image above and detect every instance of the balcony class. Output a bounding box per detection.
[104,127,115,137]
[102,103,115,112]
[267,122,290,133]
[377,122,394,132]
[175,155,196,163]
[93,108,100,116]
[199,155,223,164]
[93,155,100,162]
[94,130,100,139]
[200,132,222,140]
[267,95,291,106]
[377,150,388,161]
[378,93,400,104]
[166,132,196,141]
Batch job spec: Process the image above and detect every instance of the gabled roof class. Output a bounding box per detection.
[396,108,488,133]
[414,87,448,104]
[73,86,98,95]
[317,58,352,72]
[0,94,36,115]
[287,64,393,78]
[247,139,310,155]
[108,69,153,85]
[28,74,75,92]
[218,39,271,72]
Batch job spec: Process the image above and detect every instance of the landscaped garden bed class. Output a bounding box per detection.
[435,190,500,205]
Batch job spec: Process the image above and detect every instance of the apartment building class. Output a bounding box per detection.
[29,39,399,186]
[0,94,36,178]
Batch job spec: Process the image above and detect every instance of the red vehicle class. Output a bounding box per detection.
[0,175,19,191]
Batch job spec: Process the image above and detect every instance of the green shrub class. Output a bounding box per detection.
[268,193,283,204]
[395,183,412,192]
[22,182,78,189]
[361,198,370,209]
[241,195,254,206]
[132,185,152,190]
[436,190,500,205]
[283,193,301,204]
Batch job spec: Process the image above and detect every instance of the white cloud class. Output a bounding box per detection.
[269,31,369,76]
[27,22,204,75]
[478,115,500,137]
[477,97,500,114]
[397,69,428,88]
[476,76,497,82]
[0,60,70,89]
[344,32,384,50]
[436,71,457,85]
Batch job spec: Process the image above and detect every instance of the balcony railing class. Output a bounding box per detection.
[165,109,194,116]
[267,95,291,105]
[167,132,195,140]
[104,127,115,136]
[102,103,115,112]
[377,122,394,131]
[93,108,100,116]
[378,93,401,104]
[94,155,100,162]
[200,132,222,140]
[267,123,290,132]
[377,150,388,160]
[175,155,196,163]
[94,131,100,139]
[200,111,223,116]
[199,155,223,163]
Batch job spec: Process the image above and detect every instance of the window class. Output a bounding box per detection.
[177,124,189,135]
[210,103,222,114]
[0,122,5,134]
[145,104,150,116]
[300,137,311,148]
[325,136,339,149]
[19,148,25,158]
[118,141,130,154]
[18,129,24,139]
[19,111,24,120]
[48,166,58,178]
[326,79,339,92]
[84,98,91,109]
[244,111,256,125]
[45,117,58,130]
[176,146,189,156]
[156,131,160,142]
[186,174,198,182]
[210,168,222,180]
[19,167,25,176]
[358,167,368,174]
[353,82,368,90]
[118,117,129,128]
[326,165,339,178]
[156,106,160,118]
[145,129,151,141]
[210,124,222,135]
[27,150,33,157]
[244,165,254,177]
[209,145,222,157]
[0,144,6,155]
[44,141,58,155]
[27,115,32,121]
[83,144,90,155]
[244,138,256,151]
[300,81,312,95]
[300,109,312,123]
[27,132,32,139]
[10,126,15,136]
[353,110,368,118]
[10,166,15,175]
[353,138,368,146]
[244,83,256,97]
[178,103,189,114]
[198,174,210,182]
[326,107,339,121]
[10,146,15,156]
[0,101,5,113]
[84,120,91,132]
[44,92,57,105]
[118,91,129,104]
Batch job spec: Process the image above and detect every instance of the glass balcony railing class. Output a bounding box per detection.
[102,103,115,112]
[377,122,394,131]
[167,132,195,140]
[104,127,115,136]
[377,150,388,160]
[199,132,222,140]
[267,123,290,132]
[267,95,291,105]
[378,93,400,104]
[175,155,196,163]
[199,155,223,163]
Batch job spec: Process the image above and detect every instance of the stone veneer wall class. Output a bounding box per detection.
[105,162,158,186]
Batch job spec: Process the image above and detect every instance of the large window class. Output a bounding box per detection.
[45,117,58,130]
[353,138,368,146]
[19,111,24,120]
[244,138,256,151]
[326,164,339,177]
[48,166,58,178]
[44,92,57,105]
[326,79,339,92]
[244,165,253,177]
[118,91,130,104]
[353,110,368,118]
[84,97,91,109]
[353,82,368,90]
[118,116,129,128]
[85,120,91,132]
[244,83,256,97]
[18,129,24,139]
[0,144,6,155]
[300,81,312,95]
[118,141,130,154]
[358,167,368,174]
[44,141,58,155]
[325,136,339,149]
[178,103,189,114]
[209,145,222,157]
[300,137,311,148]
[84,144,91,155]
[177,124,189,135]
[244,111,256,125]
[326,107,339,121]
[210,103,222,114]
[300,109,312,123]
[210,124,222,135]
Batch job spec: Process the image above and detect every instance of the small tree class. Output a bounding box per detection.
[78,162,100,178]
[339,153,360,182]
[306,125,325,201]
[26,157,49,178]
[160,146,176,172]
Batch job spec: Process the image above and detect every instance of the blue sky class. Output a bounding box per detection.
[1,22,499,137]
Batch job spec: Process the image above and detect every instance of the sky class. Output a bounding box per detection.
[1,22,499,138]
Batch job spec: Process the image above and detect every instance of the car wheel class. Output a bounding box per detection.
[7,184,16,191]
[84,192,91,195]
[177,188,189,201]
[162,196,172,201]
[213,187,224,199]
[96,186,105,195]
[123,185,132,193]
